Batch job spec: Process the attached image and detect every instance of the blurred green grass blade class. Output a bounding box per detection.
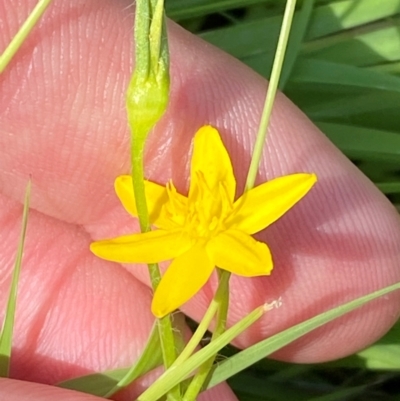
[199,0,400,61]
[305,0,400,40]
[376,317,400,345]
[103,322,162,397]
[0,182,31,377]
[356,320,400,369]
[369,61,400,75]
[279,0,314,89]
[357,343,400,370]
[137,305,266,401]
[376,182,400,195]
[347,109,400,134]
[166,0,267,19]
[291,59,400,92]
[319,319,400,369]
[308,385,368,401]
[58,368,127,397]
[228,370,315,401]
[303,91,400,120]
[316,122,400,162]
[200,15,281,59]
[58,323,162,396]
[206,282,400,389]
[305,20,400,67]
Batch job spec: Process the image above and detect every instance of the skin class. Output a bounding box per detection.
[1,0,400,399]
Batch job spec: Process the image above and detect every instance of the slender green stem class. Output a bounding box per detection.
[131,145,177,375]
[279,0,314,90]
[0,0,53,74]
[138,305,267,401]
[176,2,298,396]
[245,0,298,190]
[171,270,230,369]
[131,147,161,285]
[182,270,230,401]
[128,1,179,399]
[130,142,180,401]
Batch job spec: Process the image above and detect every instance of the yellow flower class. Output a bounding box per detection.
[91,126,317,318]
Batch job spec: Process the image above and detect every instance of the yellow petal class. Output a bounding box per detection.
[115,175,166,219]
[207,230,273,277]
[115,175,187,228]
[228,173,317,234]
[151,241,214,318]
[90,229,192,264]
[189,126,236,201]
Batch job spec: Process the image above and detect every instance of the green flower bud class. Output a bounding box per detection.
[126,0,169,144]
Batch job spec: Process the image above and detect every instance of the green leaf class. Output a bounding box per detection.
[303,91,400,120]
[290,59,400,93]
[305,0,400,40]
[376,182,400,195]
[199,15,281,60]
[228,370,314,401]
[315,122,400,162]
[137,304,267,401]
[307,385,369,401]
[279,0,315,89]
[166,0,268,20]
[304,20,400,67]
[356,321,400,370]
[206,282,400,389]
[198,0,400,60]
[357,343,400,370]
[58,323,163,396]
[58,368,128,397]
[0,182,31,377]
[369,60,400,75]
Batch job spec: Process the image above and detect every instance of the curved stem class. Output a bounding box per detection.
[245,0,298,190]
[171,270,231,369]
[130,140,180,401]
[181,270,230,401]
[0,0,53,73]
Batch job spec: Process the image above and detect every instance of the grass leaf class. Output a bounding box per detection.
[316,122,400,163]
[206,282,400,389]
[290,59,400,93]
[166,0,268,20]
[137,304,266,401]
[58,323,163,396]
[307,385,369,401]
[0,181,31,377]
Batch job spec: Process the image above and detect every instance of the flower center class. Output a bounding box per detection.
[185,172,233,239]
[161,172,234,239]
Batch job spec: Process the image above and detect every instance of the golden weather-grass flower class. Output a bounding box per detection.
[91,126,317,318]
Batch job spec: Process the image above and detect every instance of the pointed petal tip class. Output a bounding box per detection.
[114,175,133,197]
[115,174,132,185]
[89,242,96,254]
[193,125,222,150]
[89,240,102,255]
[195,124,219,137]
[89,239,117,260]
[303,172,318,192]
[296,172,317,185]
[151,301,171,319]
[193,125,226,152]
[308,172,318,184]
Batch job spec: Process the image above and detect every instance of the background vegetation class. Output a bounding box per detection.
[166,1,400,400]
